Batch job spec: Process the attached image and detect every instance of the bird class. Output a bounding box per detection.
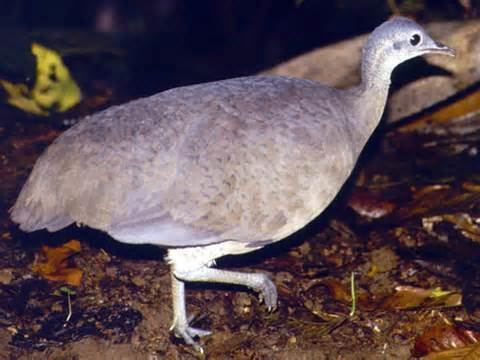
[10,17,454,351]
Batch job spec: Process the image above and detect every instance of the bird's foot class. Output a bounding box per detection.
[253,274,278,311]
[170,321,212,353]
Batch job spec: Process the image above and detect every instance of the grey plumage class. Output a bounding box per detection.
[10,17,454,351]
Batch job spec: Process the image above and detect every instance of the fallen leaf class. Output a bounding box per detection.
[0,79,48,116]
[411,184,451,200]
[396,188,480,222]
[347,190,396,219]
[422,213,480,243]
[462,182,480,193]
[1,231,12,240]
[423,342,480,359]
[321,279,352,304]
[31,42,82,112]
[413,323,480,357]
[0,268,13,285]
[32,239,83,286]
[0,42,82,116]
[382,285,462,310]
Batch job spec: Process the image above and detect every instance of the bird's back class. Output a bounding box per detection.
[11,76,357,247]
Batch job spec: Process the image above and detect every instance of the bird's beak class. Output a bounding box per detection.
[425,41,456,57]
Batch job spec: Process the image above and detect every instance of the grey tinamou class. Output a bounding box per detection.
[11,17,454,350]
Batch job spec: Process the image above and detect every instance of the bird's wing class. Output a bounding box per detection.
[106,79,348,248]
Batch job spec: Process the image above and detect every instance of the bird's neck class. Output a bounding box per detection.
[343,65,392,155]
[360,42,397,92]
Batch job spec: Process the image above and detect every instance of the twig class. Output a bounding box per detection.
[349,272,356,317]
[59,286,76,322]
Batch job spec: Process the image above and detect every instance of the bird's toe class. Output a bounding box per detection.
[171,323,212,353]
[255,274,278,311]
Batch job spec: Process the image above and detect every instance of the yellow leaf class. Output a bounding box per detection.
[31,42,82,112]
[0,42,82,116]
[0,79,48,116]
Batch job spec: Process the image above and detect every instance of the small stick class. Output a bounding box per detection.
[349,272,356,317]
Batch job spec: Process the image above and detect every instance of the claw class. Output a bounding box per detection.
[254,274,278,311]
[171,324,212,353]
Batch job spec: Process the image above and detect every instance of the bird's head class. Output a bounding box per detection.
[362,17,455,85]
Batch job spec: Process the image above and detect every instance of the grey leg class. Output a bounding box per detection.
[169,273,211,352]
[174,266,278,310]
[166,244,277,351]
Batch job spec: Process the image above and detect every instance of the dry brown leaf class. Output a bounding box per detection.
[1,231,12,240]
[397,188,480,222]
[347,190,396,219]
[413,323,480,357]
[318,278,375,311]
[422,213,480,243]
[423,343,480,360]
[322,279,352,304]
[462,182,480,193]
[32,239,83,286]
[412,184,451,200]
[382,286,462,310]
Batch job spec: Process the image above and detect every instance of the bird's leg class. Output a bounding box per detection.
[167,242,278,351]
[173,266,278,310]
[169,265,278,350]
[169,273,211,352]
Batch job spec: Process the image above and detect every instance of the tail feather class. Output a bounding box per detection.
[10,189,72,233]
[10,134,76,233]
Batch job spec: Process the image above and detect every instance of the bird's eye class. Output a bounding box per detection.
[410,34,421,46]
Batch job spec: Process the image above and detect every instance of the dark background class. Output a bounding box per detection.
[0,0,473,104]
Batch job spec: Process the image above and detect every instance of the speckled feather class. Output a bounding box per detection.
[11,75,364,246]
